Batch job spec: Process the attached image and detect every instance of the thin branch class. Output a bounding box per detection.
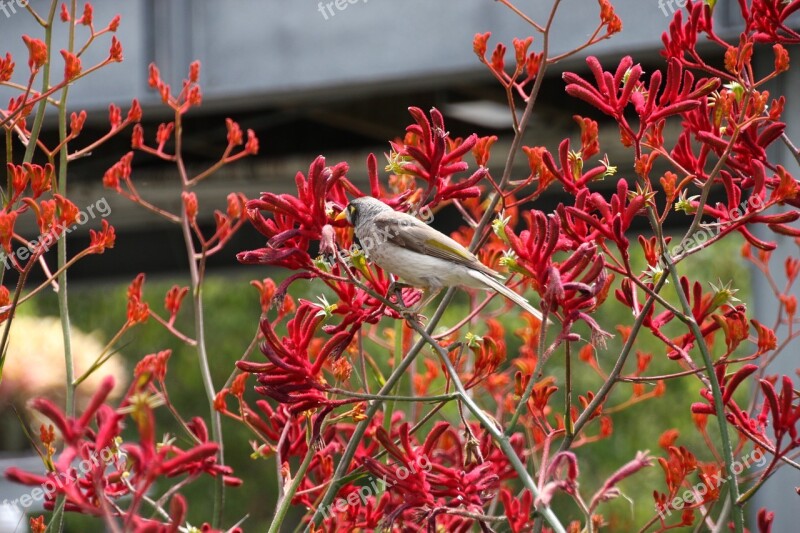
[780,132,800,166]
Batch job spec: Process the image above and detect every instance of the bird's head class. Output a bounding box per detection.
[335,196,391,226]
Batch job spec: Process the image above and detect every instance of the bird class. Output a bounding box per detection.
[335,196,543,322]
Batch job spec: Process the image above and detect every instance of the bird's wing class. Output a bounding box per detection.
[371,211,500,278]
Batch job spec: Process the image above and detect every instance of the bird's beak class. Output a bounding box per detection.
[334,210,348,222]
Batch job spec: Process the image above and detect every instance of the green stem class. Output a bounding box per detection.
[565,341,573,438]
[505,304,554,435]
[638,131,744,531]
[183,214,225,526]
[57,0,77,418]
[383,318,403,435]
[268,445,315,533]
[175,112,225,526]
[22,0,58,166]
[52,3,74,532]
[44,496,66,533]
[309,288,457,529]
[329,388,459,402]
[662,254,744,532]
[408,320,566,533]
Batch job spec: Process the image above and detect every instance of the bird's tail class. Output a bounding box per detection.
[469,270,544,322]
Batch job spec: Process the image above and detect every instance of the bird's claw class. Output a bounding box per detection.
[400,310,428,325]
[400,307,427,324]
[388,280,413,305]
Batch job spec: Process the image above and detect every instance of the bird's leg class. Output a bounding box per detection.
[398,287,442,324]
[387,277,425,322]
[414,287,442,313]
[387,276,414,307]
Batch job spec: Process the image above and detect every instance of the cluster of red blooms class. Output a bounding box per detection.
[0,10,123,276]
[226,1,797,531]
[2,2,259,531]
[2,0,799,531]
[5,367,239,531]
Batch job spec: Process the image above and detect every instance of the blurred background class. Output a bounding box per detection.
[0,0,797,531]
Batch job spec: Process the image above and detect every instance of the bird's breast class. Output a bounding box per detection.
[366,243,479,290]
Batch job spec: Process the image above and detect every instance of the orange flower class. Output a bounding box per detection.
[60,50,82,80]
[21,35,47,71]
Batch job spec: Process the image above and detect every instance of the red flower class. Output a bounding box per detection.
[758,507,775,533]
[505,210,610,342]
[655,445,698,513]
[500,488,533,533]
[182,191,198,222]
[0,52,14,83]
[88,219,116,253]
[758,375,800,459]
[741,0,800,44]
[127,99,142,122]
[237,156,352,270]
[103,152,133,191]
[135,349,172,383]
[60,50,82,80]
[236,301,355,415]
[5,375,239,526]
[108,14,121,32]
[29,516,45,533]
[0,210,18,253]
[388,107,485,207]
[564,56,715,148]
[70,110,87,136]
[361,424,436,509]
[23,163,55,199]
[78,3,93,26]
[126,273,149,325]
[164,285,189,319]
[358,421,507,528]
[22,35,47,72]
[473,33,543,100]
[109,36,123,63]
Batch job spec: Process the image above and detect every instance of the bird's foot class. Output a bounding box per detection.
[388,280,414,307]
[400,308,427,325]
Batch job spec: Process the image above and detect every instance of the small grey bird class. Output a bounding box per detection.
[336,196,543,321]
